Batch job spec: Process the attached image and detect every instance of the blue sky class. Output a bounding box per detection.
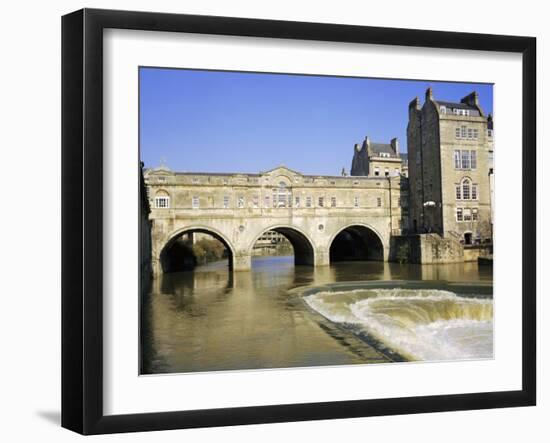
[140,68,493,176]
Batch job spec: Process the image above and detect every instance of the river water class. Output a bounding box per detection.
[141,256,493,374]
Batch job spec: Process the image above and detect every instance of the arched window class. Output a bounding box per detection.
[274,181,292,207]
[154,190,170,209]
[461,178,471,200]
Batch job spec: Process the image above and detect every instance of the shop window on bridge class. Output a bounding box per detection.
[377,197,382,207]
[318,197,324,207]
[354,196,359,207]
[238,196,245,208]
[295,196,300,207]
[192,196,200,209]
[306,196,312,208]
[154,190,170,209]
[331,197,336,207]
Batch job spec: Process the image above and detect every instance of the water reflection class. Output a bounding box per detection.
[141,256,492,374]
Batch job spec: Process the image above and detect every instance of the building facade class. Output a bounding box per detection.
[144,165,407,274]
[350,136,407,178]
[407,88,494,245]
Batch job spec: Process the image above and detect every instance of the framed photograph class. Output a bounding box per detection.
[61,8,536,435]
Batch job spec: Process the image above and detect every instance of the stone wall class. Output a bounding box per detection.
[390,234,464,264]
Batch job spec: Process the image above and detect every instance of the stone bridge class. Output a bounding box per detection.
[144,166,407,275]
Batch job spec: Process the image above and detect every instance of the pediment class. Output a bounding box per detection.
[261,165,303,178]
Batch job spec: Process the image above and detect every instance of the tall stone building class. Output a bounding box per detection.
[350,136,407,178]
[407,88,494,245]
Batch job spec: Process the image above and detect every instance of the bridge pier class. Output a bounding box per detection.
[233,254,252,271]
[314,249,330,267]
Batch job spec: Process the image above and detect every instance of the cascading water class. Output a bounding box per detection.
[304,288,493,362]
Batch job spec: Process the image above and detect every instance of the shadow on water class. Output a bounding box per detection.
[141,256,492,374]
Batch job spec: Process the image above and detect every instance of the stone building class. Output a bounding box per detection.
[144,165,407,274]
[350,136,407,178]
[407,88,494,245]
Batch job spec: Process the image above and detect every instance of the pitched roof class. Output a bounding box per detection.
[436,100,476,110]
[436,100,481,116]
[370,143,395,155]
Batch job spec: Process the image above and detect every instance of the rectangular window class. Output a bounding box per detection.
[456,185,461,200]
[377,197,382,207]
[318,197,324,207]
[461,126,467,138]
[306,196,312,208]
[461,150,471,169]
[462,182,470,200]
[155,196,169,208]
[265,196,270,207]
[472,184,478,200]
[470,150,477,169]
[223,196,229,208]
[454,150,461,169]
[455,127,461,138]
[295,196,300,207]
[237,196,244,208]
[456,208,463,221]
[252,196,259,208]
[472,208,479,221]
[473,129,479,139]
[331,197,336,207]
[463,208,472,221]
[354,196,359,207]
[467,128,473,139]
[192,196,199,209]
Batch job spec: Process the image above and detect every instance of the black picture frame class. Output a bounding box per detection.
[61,8,536,435]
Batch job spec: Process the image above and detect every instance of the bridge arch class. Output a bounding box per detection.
[328,223,384,262]
[159,225,236,273]
[249,225,315,266]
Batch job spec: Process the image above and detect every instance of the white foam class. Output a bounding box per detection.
[304,289,493,362]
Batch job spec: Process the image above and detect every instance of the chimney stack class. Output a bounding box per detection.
[363,136,370,149]
[461,91,479,107]
[391,137,399,155]
[425,87,433,101]
[409,96,421,111]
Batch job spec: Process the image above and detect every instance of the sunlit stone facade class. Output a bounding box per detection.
[407,88,494,245]
[144,165,408,274]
